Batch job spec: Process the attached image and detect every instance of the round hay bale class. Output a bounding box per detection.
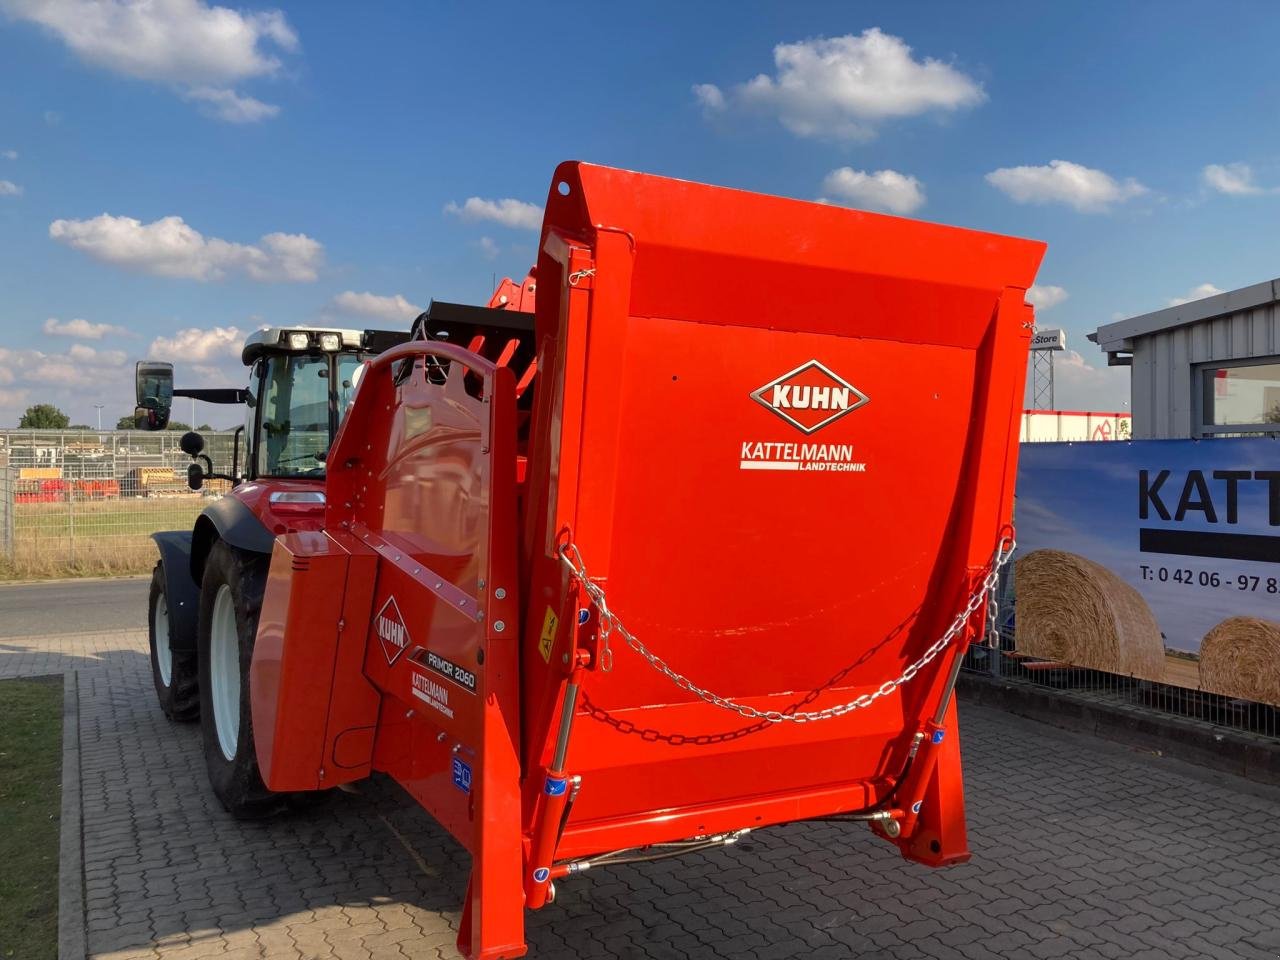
[1014,549,1165,679]
[1199,617,1280,705]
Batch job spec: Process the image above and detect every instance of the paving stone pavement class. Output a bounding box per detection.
[3,628,1280,960]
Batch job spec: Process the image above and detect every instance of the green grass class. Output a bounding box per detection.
[0,676,63,960]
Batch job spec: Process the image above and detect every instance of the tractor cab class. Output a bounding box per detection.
[134,325,411,487]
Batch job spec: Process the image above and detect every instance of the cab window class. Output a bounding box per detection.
[257,354,331,477]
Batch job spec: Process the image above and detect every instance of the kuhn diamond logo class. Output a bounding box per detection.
[750,360,869,434]
[376,595,410,666]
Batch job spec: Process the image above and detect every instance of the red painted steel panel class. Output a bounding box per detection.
[252,162,1044,959]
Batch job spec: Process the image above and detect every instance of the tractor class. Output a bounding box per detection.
[136,285,535,815]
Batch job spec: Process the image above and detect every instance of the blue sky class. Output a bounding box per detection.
[3,0,1280,427]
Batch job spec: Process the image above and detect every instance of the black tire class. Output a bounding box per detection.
[196,540,281,819]
[148,562,200,721]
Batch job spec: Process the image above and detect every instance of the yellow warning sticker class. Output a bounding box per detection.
[538,607,559,663]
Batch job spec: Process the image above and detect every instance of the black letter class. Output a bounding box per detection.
[1254,471,1280,526]
[1175,470,1218,523]
[1212,470,1251,524]
[1139,469,1171,520]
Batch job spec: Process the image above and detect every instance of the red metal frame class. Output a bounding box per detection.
[249,162,1045,959]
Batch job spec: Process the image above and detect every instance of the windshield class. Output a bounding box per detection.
[257,354,332,477]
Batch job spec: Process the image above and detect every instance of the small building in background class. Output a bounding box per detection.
[1020,409,1131,442]
[1091,279,1280,438]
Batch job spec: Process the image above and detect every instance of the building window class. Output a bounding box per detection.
[1197,358,1280,435]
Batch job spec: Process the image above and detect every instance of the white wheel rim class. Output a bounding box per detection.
[209,584,240,762]
[154,593,173,688]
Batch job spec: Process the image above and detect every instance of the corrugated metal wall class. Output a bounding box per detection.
[1131,300,1280,438]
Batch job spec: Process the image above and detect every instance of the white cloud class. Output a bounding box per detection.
[1027,349,1129,411]
[696,29,985,140]
[445,197,542,231]
[1026,284,1069,312]
[985,160,1147,212]
[0,0,297,122]
[0,344,133,427]
[147,325,244,362]
[820,167,925,215]
[49,214,323,282]
[331,291,422,324]
[1167,283,1223,307]
[43,317,130,339]
[67,343,126,364]
[182,86,279,123]
[477,236,499,260]
[1202,163,1273,196]
[692,83,725,112]
[1,149,16,160]
[0,179,22,196]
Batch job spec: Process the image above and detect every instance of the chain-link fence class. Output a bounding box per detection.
[0,429,239,579]
[961,565,1279,742]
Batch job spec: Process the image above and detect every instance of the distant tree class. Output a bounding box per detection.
[18,404,70,429]
[115,415,136,429]
[197,423,213,432]
[166,421,192,432]
[68,423,92,430]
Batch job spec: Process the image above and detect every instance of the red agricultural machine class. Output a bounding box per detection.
[142,161,1043,959]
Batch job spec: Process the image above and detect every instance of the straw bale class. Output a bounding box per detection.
[1014,549,1165,679]
[1199,616,1280,705]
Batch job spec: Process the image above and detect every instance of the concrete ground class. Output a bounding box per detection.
[2,580,1279,960]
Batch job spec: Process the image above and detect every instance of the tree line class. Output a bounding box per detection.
[14,403,210,432]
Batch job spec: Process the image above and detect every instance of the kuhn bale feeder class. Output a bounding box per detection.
[211,163,1044,958]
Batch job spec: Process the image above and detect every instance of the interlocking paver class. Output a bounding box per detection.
[4,626,1280,959]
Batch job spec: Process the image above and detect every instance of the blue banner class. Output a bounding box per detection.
[1015,439,1280,706]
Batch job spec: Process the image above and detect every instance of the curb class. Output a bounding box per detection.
[58,670,86,960]
[0,575,150,588]
[958,672,1280,788]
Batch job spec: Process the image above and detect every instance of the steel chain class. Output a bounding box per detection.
[558,536,1016,724]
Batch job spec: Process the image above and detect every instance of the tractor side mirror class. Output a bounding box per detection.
[187,462,205,491]
[180,430,205,457]
[134,361,174,431]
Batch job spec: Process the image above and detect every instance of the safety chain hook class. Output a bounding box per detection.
[558,536,1016,724]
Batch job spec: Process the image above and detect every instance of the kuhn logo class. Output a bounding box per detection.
[376,596,409,665]
[750,360,869,434]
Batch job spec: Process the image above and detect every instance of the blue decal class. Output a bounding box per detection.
[578,608,590,625]
[544,776,567,797]
[911,801,923,814]
[452,757,472,794]
[532,867,550,884]
[931,730,945,745]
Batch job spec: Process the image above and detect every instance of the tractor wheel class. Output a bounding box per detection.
[148,561,200,721]
[196,541,281,819]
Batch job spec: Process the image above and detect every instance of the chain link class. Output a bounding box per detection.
[558,536,1016,724]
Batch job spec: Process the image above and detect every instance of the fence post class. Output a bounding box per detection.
[67,471,75,568]
[0,464,12,563]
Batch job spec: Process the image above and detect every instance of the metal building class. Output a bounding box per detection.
[1090,278,1280,438]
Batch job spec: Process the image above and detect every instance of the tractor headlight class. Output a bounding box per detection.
[287,332,310,350]
[318,333,341,351]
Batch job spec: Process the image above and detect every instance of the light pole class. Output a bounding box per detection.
[94,403,104,431]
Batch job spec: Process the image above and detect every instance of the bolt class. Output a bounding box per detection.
[495,587,507,599]
[494,620,505,632]
[478,578,486,589]
[437,731,446,742]
[562,653,570,664]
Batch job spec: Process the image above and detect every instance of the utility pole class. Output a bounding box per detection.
[94,403,104,431]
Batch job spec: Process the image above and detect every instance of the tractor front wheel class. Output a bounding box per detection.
[148,562,200,721]
[196,541,280,819]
